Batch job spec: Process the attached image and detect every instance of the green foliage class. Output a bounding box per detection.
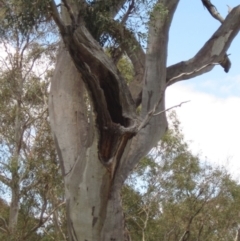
[150,2,169,20]
[0,14,66,240]
[0,0,50,36]
[123,111,240,241]
[105,49,134,84]
[117,56,134,84]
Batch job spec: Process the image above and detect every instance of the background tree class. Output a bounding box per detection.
[47,1,240,240]
[0,4,66,239]
[1,0,240,240]
[123,112,240,241]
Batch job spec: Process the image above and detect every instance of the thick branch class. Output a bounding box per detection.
[62,0,76,26]
[70,26,135,121]
[201,0,231,72]
[167,5,240,86]
[114,0,180,187]
[49,0,66,35]
[53,13,138,162]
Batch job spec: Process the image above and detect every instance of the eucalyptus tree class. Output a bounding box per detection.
[2,0,240,240]
[123,112,240,241]
[47,0,240,240]
[0,3,66,239]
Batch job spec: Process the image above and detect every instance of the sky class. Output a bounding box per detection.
[1,0,239,179]
[166,0,240,179]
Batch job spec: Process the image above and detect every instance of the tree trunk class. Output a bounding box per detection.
[49,44,168,241]
[9,99,22,233]
[48,1,177,240]
[49,48,131,241]
[48,0,240,240]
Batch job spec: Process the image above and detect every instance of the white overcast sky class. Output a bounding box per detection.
[166,0,240,179]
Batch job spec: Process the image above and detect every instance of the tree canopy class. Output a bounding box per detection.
[1,0,240,240]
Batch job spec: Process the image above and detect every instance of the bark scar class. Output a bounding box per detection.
[211,31,232,56]
[92,216,98,227]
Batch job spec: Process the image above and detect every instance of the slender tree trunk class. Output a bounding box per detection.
[9,98,22,233]
[9,175,20,232]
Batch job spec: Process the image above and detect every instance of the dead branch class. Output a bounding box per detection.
[153,100,190,116]
[167,5,240,85]
[137,86,190,132]
[201,0,231,72]
[49,0,66,34]
[201,0,224,22]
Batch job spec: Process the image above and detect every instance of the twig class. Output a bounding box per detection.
[153,100,190,116]
[23,201,65,239]
[138,87,190,132]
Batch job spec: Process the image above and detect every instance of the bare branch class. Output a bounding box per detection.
[23,201,65,239]
[153,100,190,116]
[121,0,135,25]
[179,230,190,241]
[201,0,231,72]
[49,0,66,34]
[167,5,240,85]
[201,0,224,22]
[138,92,189,132]
[0,216,9,233]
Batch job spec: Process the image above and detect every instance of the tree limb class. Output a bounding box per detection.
[153,100,190,116]
[201,0,231,72]
[121,0,135,25]
[167,62,220,86]
[201,0,224,22]
[23,201,65,240]
[62,0,76,27]
[49,0,66,35]
[167,5,240,86]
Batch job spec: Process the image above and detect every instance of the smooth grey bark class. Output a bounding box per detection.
[48,0,240,240]
[49,47,128,241]
[235,228,240,241]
